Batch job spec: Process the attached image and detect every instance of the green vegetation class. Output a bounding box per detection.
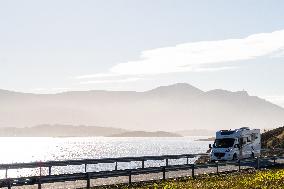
[95,169,284,189]
[261,126,284,148]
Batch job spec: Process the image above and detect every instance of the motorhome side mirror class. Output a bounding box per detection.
[209,144,212,149]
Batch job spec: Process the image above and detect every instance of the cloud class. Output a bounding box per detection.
[75,73,120,79]
[77,29,284,79]
[270,50,284,58]
[79,77,143,84]
[191,66,238,72]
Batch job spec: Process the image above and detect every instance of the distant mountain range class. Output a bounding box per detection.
[1,83,284,132]
[0,124,211,137]
[0,124,182,137]
[0,124,127,137]
[175,129,215,136]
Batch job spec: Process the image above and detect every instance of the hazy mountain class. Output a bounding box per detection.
[0,124,180,137]
[175,129,215,136]
[1,83,284,131]
[0,124,127,137]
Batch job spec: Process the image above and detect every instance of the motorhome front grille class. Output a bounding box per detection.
[214,153,225,158]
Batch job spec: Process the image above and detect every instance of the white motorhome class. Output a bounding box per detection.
[209,127,261,161]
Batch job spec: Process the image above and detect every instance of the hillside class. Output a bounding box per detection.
[261,126,284,148]
[1,83,284,131]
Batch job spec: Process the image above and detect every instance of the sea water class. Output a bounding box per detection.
[0,137,211,178]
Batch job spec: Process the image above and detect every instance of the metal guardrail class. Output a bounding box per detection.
[0,149,283,189]
[0,153,202,170]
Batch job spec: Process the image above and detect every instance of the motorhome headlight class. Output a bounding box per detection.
[225,149,231,152]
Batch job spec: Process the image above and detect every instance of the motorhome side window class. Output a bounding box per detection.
[251,133,258,141]
[241,137,247,144]
[251,134,256,141]
[247,136,251,142]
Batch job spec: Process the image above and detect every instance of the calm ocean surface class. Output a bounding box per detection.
[0,137,211,178]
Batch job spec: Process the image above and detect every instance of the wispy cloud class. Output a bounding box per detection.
[75,73,120,79]
[79,77,143,84]
[190,66,238,72]
[77,29,284,79]
[270,50,284,58]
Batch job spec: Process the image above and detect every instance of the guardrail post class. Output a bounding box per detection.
[48,166,52,175]
[191,164,195,179]
[216,161,219,174]
[142,160,145,169]
[86,173,90,189]
[38,179,41,189]
[7,179,11,189]
[256,157,260,170]
[115,162,118,171]
[273,155,276,166]
[85,163,87,172]
[166,159,168,167]
[5,168,8,179]
[186,157,189,165]
[238,159,241,172]
[128,171,132,185]
[162,167,166,181]
[39,162,42,177]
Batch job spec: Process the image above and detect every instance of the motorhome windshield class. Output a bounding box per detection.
[214,138,235,148]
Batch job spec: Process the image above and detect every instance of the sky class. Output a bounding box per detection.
[1,0,284,107]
